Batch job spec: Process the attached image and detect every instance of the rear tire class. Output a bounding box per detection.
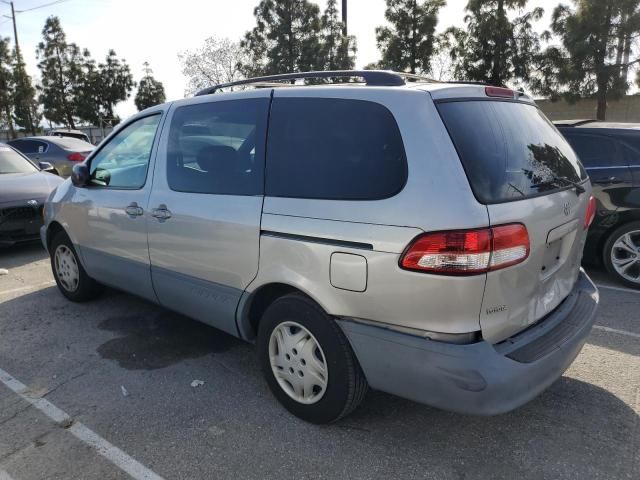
[603,221,640,289]
[257,293,368,424]
[50,231,100,302]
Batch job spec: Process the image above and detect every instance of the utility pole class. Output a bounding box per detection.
[342,0,347,36]
[9,2,20,60]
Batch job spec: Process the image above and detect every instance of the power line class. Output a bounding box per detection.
[15,0,69,14]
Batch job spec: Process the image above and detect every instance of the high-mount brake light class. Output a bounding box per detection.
[485,86,515,98]
[400,224,530,275]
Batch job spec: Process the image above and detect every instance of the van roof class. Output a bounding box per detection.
[191,70,536,105]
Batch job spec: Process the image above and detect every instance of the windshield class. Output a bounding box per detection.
[0,146,38,174]
[437,100,587,204]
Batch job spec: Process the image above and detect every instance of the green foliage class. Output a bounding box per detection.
[135,62,166,111]
[320,0,356,71]
[375,0,445,74]
[448,0,543,86]
[240,0,323,76]
[0,37,15,137]
[532,0,640,120]
[36,16,85,128]
[12,53,41,135]
[37,16,134,127]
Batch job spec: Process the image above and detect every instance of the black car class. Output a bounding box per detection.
[556,120,640,288]
[0,143,63,247]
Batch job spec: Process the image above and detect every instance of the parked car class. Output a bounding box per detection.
[555,120,640,288]
[47,128,91,143]
[42,71,599,424]
[8,136,94,178]
[0,143,63,247]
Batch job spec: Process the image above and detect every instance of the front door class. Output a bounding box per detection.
[68,113,164,302]
[147,92,271,336]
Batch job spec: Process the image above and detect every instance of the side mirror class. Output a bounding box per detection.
[38,161,58,175]
[71,163,90,187]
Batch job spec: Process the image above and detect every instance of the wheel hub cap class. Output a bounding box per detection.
[269,321,328,404]
[54,245,80,292]
[611,230,640,284]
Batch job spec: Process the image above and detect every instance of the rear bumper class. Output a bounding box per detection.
[338,269,598,415]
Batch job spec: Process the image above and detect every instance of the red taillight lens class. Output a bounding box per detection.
[485,86,514,98]
[400,224,529,275]
[67,152,85,162]
[584,195,596,230]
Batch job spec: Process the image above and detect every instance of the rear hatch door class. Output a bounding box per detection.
[437,97,591,343]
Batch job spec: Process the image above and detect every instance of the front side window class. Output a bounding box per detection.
[166,98,269,195]
[89,114,161,189]
[266,98,407,200]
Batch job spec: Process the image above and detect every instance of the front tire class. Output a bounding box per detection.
[603,221,640,289]
[50,231,100,302]
[257,293,368,424]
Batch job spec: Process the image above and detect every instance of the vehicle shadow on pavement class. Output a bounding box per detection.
[0,243,47,270]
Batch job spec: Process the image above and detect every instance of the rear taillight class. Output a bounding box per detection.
[584,195,596,230]
[400,224,530,275]
[67,152,85,162]
[485,86,515,98]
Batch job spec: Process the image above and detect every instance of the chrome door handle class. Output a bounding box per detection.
[125,203,144,216]
[152,205,172,220]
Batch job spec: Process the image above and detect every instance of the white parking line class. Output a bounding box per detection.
[0,282,55,297]
[593,325,640,339]
[0,367,164,480]
[594,283,640,295]
[0,470,16,480]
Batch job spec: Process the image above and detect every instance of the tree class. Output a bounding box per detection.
[135,62,166,111]
[0,37,15,138]
[12,53,41,135]
[94,50,134,120]
[447,0,543,86]
[374,0,445,74]
[36,16,85,128]
[179,36,247,95]
[532,0,640,120]
[240,0,323,77]
[320,0,356,71]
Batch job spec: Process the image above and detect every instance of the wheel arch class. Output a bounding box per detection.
[236,282,327,342]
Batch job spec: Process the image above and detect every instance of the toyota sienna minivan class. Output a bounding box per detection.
[41,71,599,424]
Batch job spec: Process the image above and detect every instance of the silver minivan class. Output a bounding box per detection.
[42,71,599,424]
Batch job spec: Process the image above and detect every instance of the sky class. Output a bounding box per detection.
[0,0,555,120]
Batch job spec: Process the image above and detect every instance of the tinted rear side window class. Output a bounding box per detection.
[167,98,269,196]
[266,98,407,200]
[562,133,623,168]
[437,101,586,204]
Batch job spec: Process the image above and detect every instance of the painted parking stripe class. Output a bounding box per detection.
[0,470,16,480]
[0,282,55,297]
[594,283,640,295]
[0,367,164,480]
[593,325,640,339]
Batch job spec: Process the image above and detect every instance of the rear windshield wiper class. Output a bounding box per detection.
[531,176,585,195]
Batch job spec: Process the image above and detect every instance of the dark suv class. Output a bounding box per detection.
[556,120,640,288]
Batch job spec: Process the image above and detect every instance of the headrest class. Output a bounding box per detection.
[196,145,237,172]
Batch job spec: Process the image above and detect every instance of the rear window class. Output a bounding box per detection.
[437,101,587,204]
[51,137,94,152]
[266,98,407,200]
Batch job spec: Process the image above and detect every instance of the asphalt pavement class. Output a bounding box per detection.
[0,243,638,480]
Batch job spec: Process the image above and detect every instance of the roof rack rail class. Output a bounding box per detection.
[194,70,407,96]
